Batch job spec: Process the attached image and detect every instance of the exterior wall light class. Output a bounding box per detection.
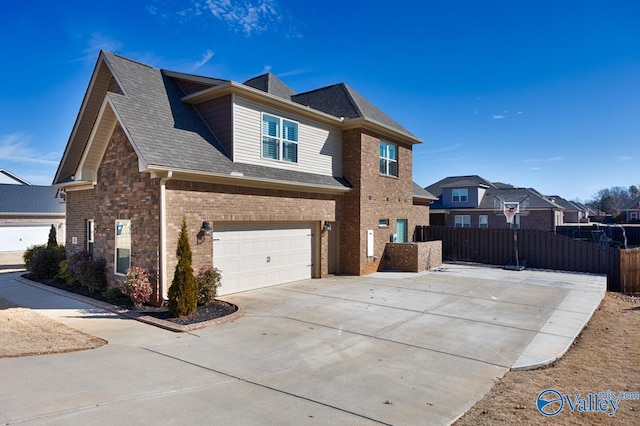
[323,221,332,232]
[201,221,213,236]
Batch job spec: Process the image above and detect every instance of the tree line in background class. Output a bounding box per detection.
[582,184,639,220]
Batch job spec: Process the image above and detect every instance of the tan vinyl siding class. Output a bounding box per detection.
[233,95,342,178]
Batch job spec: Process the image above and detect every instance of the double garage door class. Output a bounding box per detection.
[0,226,52,251]
[213,223,313,295]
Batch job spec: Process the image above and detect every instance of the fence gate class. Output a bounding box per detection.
[620,248,640,293]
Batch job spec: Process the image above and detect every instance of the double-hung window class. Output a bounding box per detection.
[452,188,468,202]
[379,141,398,177]
[479,215,488,229]
[87,219,94,255]
[454,215,471,228]
[262,113,298,163]
[115,220,131,275]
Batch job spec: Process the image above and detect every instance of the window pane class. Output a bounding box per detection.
[116,248,130,274]
[379,158,387,174]
[379,142,386,157]
[282,120,297,141]
[262,115,279,137]
[262,137,279,159]
[282,141,297,162]
[388,144,397,160]
[388,160,398,177]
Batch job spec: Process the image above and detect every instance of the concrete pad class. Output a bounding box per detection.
[0,263,606,425]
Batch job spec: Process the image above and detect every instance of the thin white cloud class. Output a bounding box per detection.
[262,64,272,74]
[0,132,60,165]
[189,49,215,72]
[615,155,633,162]
[424,143,463,154]
[277,67,313,78]
[71,33,123,63]
[492,115,506,120]
[525,156,565,165]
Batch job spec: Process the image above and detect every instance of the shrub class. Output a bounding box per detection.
[64,251,107,294]
[80,257,107,294]
[168,217,198,317]
[101,287,126,302]
[196,265,221,306]
[121,266,153,308]
[57,259,76,285]
[29,245,66,279]
[23,244,46,270]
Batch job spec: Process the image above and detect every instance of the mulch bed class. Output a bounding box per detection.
[23,275,237,326]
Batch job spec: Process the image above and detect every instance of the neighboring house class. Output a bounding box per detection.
[0,168,30,185]
[620,199,640,223]
[425,175,564,231]
[53,51,437,303]
[544,195,590,224]
[0,177,66,251]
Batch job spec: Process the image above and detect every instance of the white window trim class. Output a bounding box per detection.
[479,215,488,229]
[115,219,131,276]
[379,141,398,177]
[87,219,94,253]
[261,112,299,163]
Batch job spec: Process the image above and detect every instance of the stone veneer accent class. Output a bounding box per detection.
[65,124,162,303]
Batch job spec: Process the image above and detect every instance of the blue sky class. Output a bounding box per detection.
[1,0,638,201]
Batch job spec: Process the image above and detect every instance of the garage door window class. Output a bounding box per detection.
[115,220,131,275]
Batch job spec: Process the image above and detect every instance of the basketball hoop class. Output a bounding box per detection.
[503,203,519,225]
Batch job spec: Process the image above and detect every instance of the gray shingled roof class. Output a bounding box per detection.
[413,182,438,200]
[425,175,496,198]
[291,84,415,137]
[101,53,350,190]
[0,184,65,214]
[243,73,296,100]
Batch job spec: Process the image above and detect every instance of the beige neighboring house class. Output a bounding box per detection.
[0,169,66,252]
[53,52,438,304]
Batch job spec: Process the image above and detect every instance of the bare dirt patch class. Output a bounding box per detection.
[0,297,107,358]
[455,293,640,425]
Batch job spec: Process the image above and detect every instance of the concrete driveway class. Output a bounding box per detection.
[0,263,605,425]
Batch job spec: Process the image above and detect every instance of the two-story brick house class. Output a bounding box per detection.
[53,52,437,303]
[426,175,565,231]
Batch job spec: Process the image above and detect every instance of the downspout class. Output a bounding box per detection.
[160,171,172,300]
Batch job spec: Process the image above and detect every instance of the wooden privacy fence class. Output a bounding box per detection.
[620,248,640,293]
[415,226,640,293]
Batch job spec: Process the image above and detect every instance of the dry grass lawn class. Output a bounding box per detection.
[455,293,640,425]
[0,297,106,357]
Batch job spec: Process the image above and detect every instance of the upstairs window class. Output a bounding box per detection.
[262,113,298,163]
[452,188,468,202]
[379,141,398,177]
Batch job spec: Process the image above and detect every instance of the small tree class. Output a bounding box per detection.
[47,225,58,248]
[168,217,198,317]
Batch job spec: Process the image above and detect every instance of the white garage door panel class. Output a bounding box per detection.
[0,226,51,251]
[213,224,312,295]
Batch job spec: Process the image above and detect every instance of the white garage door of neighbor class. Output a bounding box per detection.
[213,223,313,295]
[0,226,51,251]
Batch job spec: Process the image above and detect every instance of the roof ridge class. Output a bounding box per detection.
[101,50,157,70]
[340,83,364,118]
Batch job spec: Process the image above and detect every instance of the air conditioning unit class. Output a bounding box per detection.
[390,233,397,242]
